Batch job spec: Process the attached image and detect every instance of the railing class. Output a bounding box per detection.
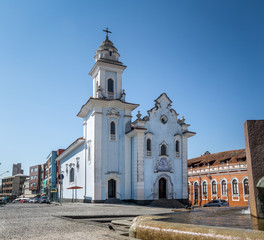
[146,151,152,157]
[108,92,114,99]
[116,192,122,199]
[173,192,177,199]
[188,163,248,175]
[147,193,154,200]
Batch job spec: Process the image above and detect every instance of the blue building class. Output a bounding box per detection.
[42,151,58,201]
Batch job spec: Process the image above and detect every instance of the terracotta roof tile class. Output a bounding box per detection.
[188,149,246,168]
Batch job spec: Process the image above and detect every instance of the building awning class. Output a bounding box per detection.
[67,186,83,190]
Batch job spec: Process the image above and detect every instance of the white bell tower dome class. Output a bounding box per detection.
[89,28,126,100]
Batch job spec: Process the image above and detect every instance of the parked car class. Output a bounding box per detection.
[40,197,50,204]
[29,198,35,203]
[20,198,30,203]
[33,198,41,203]
[12,198,21,203]
[203,199,229,207]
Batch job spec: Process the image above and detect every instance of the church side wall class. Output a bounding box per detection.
[85,110,95,200]
[60,144,85,200]
[124,133,132,200]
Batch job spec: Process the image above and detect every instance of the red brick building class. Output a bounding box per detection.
[188,149,249,207]
[29,165,41,195]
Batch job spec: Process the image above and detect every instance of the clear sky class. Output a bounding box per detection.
[0,0,263,177]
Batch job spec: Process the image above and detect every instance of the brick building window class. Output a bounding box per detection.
[221,180,227,195]
[243,179,249,195]
[232,179,238,195]
[202,182,207,196]
[212,180,217,195]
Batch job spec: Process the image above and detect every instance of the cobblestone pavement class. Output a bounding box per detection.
[0,203,173,240]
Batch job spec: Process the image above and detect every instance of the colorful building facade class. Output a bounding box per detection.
[188,149,249,207]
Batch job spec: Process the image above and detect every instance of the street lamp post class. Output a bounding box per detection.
[0,171,9,177]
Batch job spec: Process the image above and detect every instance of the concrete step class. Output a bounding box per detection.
[150,199,185,208]
[104,198,123,204]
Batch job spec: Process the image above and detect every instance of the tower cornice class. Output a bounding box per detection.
[77,98,139,118]
[89,59,127,77]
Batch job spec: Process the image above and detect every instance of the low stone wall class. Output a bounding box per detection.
[130,215,264,240]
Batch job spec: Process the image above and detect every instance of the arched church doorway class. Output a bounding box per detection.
[108,179,116,198]
[159,178,167,199]
[194,182,199,205]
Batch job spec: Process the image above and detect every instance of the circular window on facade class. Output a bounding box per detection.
[160,115,168,124]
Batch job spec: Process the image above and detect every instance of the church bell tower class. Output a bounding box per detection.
[89,28,127,101]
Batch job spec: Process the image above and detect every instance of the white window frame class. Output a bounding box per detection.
[242,177,249,196]
[231,178,239,195]
[220,178,228,196]
[211,180,217,196]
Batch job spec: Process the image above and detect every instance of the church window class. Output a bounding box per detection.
[243,179,249,195]
[70,168,75,183]
[110,121,116,140]
[160,144,167,156]
[175,140,180,157]
[232,179,238,195]
[146,139,152,156]
[221,180,227,195]
[109,51,112,56]
[212,180,217,195]
[108,79,114,93]
[160,115,168,124]
[202,182,207,196]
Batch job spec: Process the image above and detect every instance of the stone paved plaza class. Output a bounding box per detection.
[0,202,173,240]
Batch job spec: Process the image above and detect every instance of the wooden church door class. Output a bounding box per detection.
[159,178,167,199]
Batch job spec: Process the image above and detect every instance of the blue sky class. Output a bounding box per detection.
[0,0,263,176]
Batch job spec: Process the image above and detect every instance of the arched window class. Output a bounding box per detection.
[221,180,227,195]
[212,180,217,195]
[175,140,180,157]
[108,79,114,93]
[202,182,207,196]
[232,179,238,195]
[146,139,151,156]
[244,179,249,195]
[194,182,199,205]
[110,121,116,140]
[70,168,74,183]
[161,144,167,155]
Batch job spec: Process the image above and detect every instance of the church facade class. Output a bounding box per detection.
[56,34,195,203]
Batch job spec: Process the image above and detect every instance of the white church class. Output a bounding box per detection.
[56,31,195,204]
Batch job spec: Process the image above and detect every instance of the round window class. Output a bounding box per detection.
[160,115,168,124]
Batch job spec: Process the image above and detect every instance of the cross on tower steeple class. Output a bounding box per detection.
[103,27,112,40]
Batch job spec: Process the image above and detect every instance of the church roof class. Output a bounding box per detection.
[188,149,246,168]
[56,137,85,162]
[97,38,118,54]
